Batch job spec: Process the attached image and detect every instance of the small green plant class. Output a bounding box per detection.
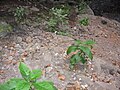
[14,6,26,22]
[47,5,70,33]
[0,62,57,90]
[67,40,95,69]
[79,17,89,26]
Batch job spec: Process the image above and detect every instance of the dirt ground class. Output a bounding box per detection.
[0,1,120,90]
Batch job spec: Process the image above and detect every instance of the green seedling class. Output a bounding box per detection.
[67,40,95,69]
[0,62,57,90]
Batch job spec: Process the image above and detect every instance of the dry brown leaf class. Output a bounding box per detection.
[22,51,28,57]
[58,74,65,81]
[65,81,81,90]
[44,64,51,68]
[0,70,4,74]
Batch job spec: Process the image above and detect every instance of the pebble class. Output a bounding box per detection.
[81,84,88,89]
[91,68,94,70]
[8,56,13,60]
[17,36,22,43]
[73,26,77,30]
[55,53,58,56]
[15,44,21,48]
[26,36,32,43]
[104,34,108,38]
[36,46,40,50]
[73,77,77,80]
[88,61,92,64]
[10,47,14,50]
[84,84,88,87]
[4,46,7,48]
[79,78,82,81]
[81,85,86,89]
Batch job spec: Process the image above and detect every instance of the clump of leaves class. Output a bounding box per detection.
[14,6,26,23]
[0,62,57,90]
[67,40,95,69]
[47,5,70,33]
[79,17,89,26]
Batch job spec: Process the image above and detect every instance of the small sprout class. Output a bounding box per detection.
[67,40,95,69]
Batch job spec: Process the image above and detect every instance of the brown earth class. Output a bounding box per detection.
[0,1,120,90]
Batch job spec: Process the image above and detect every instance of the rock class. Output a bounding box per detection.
[15,44,21,48]
[83,5,94,15]
[89,0,120,15]
[16,36,22,43]
[26,36,32,43]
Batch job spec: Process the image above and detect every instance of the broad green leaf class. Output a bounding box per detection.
[30,69,42,80]
[7,78,23,90]
[79,55,86,64]
[70,54,76,65]
[19,62,31,80]
[79,46,93,59]
[0,83,10,90]
[67,46,77,55]
[0,78,23,90]
[70,52,81,65]
[16,80,30,90]
[74,52,81,63]
[82,40,95,45]
[33,81,57,90]
[75,40,82,45]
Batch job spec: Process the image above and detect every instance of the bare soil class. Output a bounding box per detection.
[0,1,120,90]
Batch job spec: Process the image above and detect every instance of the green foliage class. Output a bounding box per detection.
[14,6,26,23]
[0,22,13,33]
[79,17,89,26]
[51,6,69,21]
[0,62,57,90]
[47,5,70,33]
[67,40,95,69]
[77,0,87,14]
[33,81,57,90]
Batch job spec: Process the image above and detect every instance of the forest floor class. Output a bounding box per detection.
[0,1,120,90]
